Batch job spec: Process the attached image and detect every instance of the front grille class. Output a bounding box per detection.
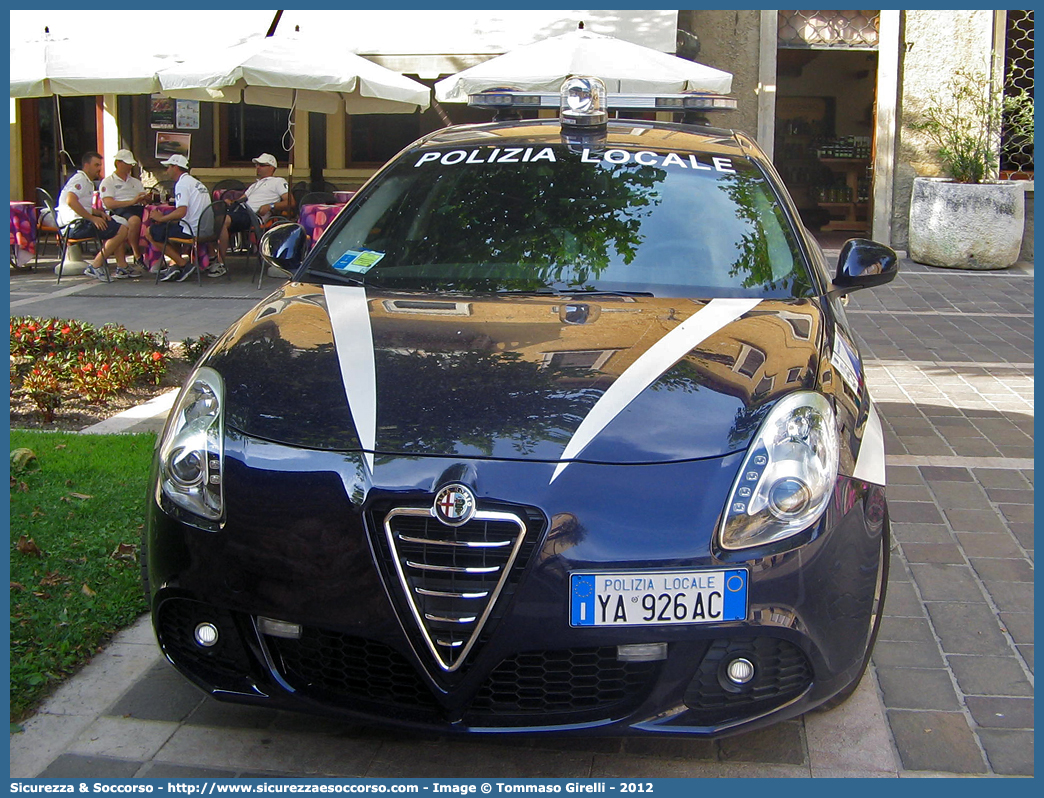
[469,647,660,718]
[377,506,540,672]
[156,598,257,691]
[683,636,812,726]
[268,628,440,712]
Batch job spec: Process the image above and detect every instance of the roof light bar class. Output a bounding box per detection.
[468,91,737,112]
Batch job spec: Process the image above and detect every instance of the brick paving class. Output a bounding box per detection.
[848,261,1034,777]
[9,254,1033,777]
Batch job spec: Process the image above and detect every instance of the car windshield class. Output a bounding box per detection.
[305,142,811,297]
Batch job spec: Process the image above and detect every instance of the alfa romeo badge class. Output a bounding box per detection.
[433,483,477,526]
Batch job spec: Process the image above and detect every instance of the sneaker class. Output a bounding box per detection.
[267,265,292,279]
[205,263,228,279]
[158,266,180,282]
[176,262,199,282]
[112,267,133,279]
[133,256,148,271]
[84,265,111,282]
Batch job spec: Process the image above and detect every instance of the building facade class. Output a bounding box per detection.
[682,9,1033,257]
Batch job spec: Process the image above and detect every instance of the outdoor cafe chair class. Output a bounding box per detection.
[33,187,62,267]
[154,200,229,286]
[291,182,309,212]
[291,181,339,210]
[298,191,338,208]
[248,208,295,289]
[38,189,109,285]
[211,178,246,198]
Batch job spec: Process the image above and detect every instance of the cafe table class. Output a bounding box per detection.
[299,203,347,249]
[141,205,212,272]
[10,200,37,268]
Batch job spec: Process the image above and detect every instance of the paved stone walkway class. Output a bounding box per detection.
[851,262,1034,777]
[9,254,1033,777]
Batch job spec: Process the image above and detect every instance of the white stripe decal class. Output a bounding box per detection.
[325,285,376,474]
[550,298,762,483]
[852,402,887,486]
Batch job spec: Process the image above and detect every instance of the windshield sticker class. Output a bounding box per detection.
[415,147,734,173]
[332,249,385,274]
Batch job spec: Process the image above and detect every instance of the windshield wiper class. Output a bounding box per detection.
[493,288,562,296]
[302,268,371,287]
[565,290,655,297]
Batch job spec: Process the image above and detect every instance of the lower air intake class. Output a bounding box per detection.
[683,636,812,726]
[468,646,660,717]
[268,628,440,712]
[155,598,257,692]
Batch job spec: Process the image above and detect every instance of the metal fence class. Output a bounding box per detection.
[777,10,879,50]
[1001,10,1034,179]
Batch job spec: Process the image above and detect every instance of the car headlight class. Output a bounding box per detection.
[719,391,839,550]
[158,366,225,522]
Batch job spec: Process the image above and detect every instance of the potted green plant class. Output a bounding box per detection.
[908,66,1033,269]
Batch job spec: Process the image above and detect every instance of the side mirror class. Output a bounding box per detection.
[260,223,307,274]
[831,238,899,295]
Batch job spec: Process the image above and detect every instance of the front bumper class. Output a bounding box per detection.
[146,432,887,736]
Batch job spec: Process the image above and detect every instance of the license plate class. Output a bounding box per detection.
[569,569,748,627]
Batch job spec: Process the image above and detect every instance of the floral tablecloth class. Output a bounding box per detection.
[10,201,36,268]
[299,203,347,248]
[141,205,211,271]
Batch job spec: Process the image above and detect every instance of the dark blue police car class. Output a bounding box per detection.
[145,77,897,736]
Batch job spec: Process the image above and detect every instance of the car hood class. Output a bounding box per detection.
[207,284,824,465]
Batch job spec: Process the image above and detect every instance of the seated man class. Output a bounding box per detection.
[56,151,131,281]
[145,154,218,281]
[218,153,291,262]
[98,149,151,275]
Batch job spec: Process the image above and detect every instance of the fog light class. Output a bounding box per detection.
[193,622,219,647]
[617,642,668,662]
[257,616,303,639]
[726,657,755,684]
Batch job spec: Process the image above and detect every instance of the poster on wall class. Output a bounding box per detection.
[150,95,175,129]
[156,132,191,161]
[176,100,200,130]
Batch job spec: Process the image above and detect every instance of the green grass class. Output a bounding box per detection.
[9,430,157,722]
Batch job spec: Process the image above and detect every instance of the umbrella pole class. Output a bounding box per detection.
[283,89,297,204]
[52,95,63,192]
[53,94,75,186]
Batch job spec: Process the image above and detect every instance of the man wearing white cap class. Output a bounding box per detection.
[145,154,213,281]
[218,152,291,263]
[99,149,150,276]
[56,150,132,282]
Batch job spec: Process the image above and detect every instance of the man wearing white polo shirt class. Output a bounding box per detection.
[145,154,213,281]
[57,150,132,281]
[218,152,291,264]
[99,149,150,275]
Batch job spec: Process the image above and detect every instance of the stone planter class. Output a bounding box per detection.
[908,177,1026,270]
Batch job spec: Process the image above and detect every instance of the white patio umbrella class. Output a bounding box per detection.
[10,30,170,190]
[157,33,431,115]
[10,30,168,98]
[435,26,733,102]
